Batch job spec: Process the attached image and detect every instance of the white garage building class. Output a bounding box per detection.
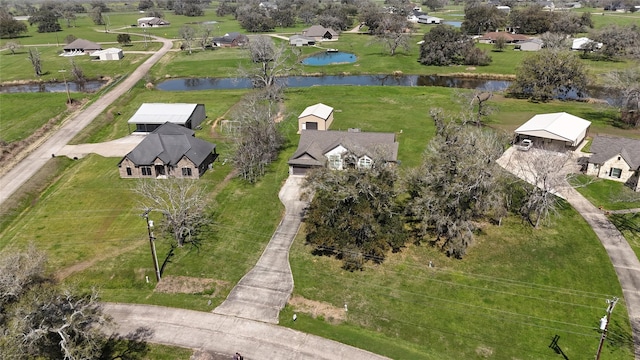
[514,112,591,150]
[128,103,206,133]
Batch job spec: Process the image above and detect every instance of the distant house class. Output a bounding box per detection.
[288,130,399,175]
[127,103,206,133]
[212,32,249,47]
[571,37,602,51]
[407,9,426,23]
[62,39,102,56]
[417,15,442,24]
[91,48,124,61]
[302,25,339,41]
[514,112,591,150]
[586,136,640,191]
[538,0,555,10]
[496,5,511,13]
[289,34,316,47]
[298,103,334,134]
[118,123,217,179]
[479,32,529,44]
[516,38,543,51]
[137,17,170,27]
[259,1,278,10]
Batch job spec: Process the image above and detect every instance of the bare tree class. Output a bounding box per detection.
[178,25,196,54]
[511,149,572,228]
[230,92,284,183]
[3,40,21,55]
[69,59,85,85]
[540,32,570,50]
[133,178,208,247]
[28,48,43,77]
[0,243,47,306]
[199,25,212,50]
[374,14,412,56]
[453,89,495,126]
[604,69,640,127]
[238,36,299,99]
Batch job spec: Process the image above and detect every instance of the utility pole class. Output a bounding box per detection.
[142,210,161,282]
[58,69,71,104]
[595,297,619,360]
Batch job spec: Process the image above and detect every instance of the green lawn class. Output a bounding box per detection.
[284,210,631,359]
[571,174,640,210]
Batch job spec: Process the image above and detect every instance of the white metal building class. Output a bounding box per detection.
[514,112,591,149]
[127,103,206,133]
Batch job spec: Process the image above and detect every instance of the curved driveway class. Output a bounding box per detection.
[0,35,173,206]
[499,147,640,358]
[213,176,307,323]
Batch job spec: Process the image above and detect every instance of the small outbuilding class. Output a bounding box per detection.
[514,112,591,150]
[289,34,316,47]
[417,15,443,24]
[516,38,543,51]
[586,136,640,191]
[128,103,206,133]
[298,103,334,134]
[62,39,102,56]
[571,37,602,50]
[91,48,124,61]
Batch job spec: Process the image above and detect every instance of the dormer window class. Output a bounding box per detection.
[328,155,342,170]
[358,156,372,169]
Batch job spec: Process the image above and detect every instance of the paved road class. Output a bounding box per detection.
[0,35,173,206]
[104,302,390,360]
[498,146,640,359]
[214,176,307,324]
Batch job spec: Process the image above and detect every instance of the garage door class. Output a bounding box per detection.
[306,122,318,130]
[292,166,310,175]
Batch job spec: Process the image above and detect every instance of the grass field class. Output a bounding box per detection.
[1,85,638,359]
[571,175,640,211]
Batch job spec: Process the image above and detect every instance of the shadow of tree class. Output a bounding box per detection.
[100,327,153,360]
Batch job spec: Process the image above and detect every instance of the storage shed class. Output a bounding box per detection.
[514,112,591,150]
[91,48,124,61]
[128,103,206,133]
[298,103,334,134]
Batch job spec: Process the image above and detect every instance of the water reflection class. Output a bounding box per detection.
[157,75,511,92]
[0,80,107,94]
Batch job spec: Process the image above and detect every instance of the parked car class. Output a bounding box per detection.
[516,139,533,151]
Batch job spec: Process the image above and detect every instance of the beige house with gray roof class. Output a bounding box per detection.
[288,130,398,175]
[586,136,640,191]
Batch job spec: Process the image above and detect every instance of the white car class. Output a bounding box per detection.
[516,139,533,151]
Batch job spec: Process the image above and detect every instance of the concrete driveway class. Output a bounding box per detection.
[213,176,308,324]
[104,302,390,360]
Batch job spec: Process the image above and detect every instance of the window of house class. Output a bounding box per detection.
[358,157,372,169]
[328,155,341,169]
[126,167,132,176]
[618,156,621,160]
[610,168,622,178]
[141,167,152,176]
[182,167,192,177]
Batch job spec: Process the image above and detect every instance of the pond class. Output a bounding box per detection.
[443,21,462,28]
[302,51,357,66]
[157,75,510,91]
[0,80,108,94]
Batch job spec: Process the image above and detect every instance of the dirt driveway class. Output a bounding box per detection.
[57,135,146,159]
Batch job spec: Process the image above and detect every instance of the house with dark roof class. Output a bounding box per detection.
[298,103,334,133]
[288,130,399,175]
[302,25,339,42]
[118,123,217,179]
[478,32,529,44]
[586,136,640,191]
[127,103,206,133]
[137,17,170,27]
[62,39,102,55]
[212,32,249,47]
